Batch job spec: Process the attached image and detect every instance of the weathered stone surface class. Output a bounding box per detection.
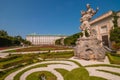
[74,4,106,61]
[74,37,106,61]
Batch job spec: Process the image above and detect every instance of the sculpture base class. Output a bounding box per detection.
[74,37,106,61]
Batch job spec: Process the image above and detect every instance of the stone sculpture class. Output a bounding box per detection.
[74,4,106,61]
[80,4,99,37]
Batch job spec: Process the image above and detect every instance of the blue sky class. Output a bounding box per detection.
[0,0,120,38]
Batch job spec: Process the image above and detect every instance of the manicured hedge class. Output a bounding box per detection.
[0,55,21,62]
[0,54,40,69]
[107,53,120,64]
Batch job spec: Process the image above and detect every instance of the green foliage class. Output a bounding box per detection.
[90,76,107,80]
[110,27,120,43]
[26,71,57,80]
[55,68,69,77]
[55,38,62,45]
[112,12,119,28]
[0,30,8,36]
[97,69,120,77]
[0,55,21,62]
[85,64,120,68]
[110,12,120,50]
[107,53,120,64]
[64,68,89,80]
[39,51,74,60]
[0,30,31,47]
[64,32,82,46]
[0,54,40,69]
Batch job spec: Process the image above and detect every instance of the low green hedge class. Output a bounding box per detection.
[39,51,74,60]
[107,53,120,64]
[0,55,21,62]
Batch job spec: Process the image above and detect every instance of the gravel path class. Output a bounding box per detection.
[86,67,120,80]
[20,67,63,80]
[69,56,110,66]
[20,63,78,80]
[4,61,78,80]
[70,57,120,80]
[4,57,120,80]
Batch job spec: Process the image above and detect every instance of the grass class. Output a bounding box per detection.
[0,57,22,65]
[90,76,107,80]
[39,51,74,60]
[14,63,70,80]
[14,64,48,80]
[64,67,89,80]
[107,53,120,64]
[55,68,69,78]
[56,68,106,80]
[0,54,40,69]
[0,51,74,80]
[26,71,57,80]
[97,69,120,76]
[85,64,120,68]
[0,64,26,80]
[67,60,82,67]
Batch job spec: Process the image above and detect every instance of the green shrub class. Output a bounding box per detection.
[107,53,120,64]
[0,55,21,62]
[64,68,89,80]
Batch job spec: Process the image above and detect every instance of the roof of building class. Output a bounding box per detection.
[90,11,113,25]
[26,33,68,37]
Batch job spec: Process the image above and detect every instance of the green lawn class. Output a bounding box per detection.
[56,68,106,80]
[107,53,120,64]
[14,63,70,80]
[85,64,120,68]
[26,71,57,80]
[39,51,74,60]
[97,69,120,77]
[55,68,69,78]
[0,54,40,69]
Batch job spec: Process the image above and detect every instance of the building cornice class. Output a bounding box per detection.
[90,11,113,25]
[26,33,68,37]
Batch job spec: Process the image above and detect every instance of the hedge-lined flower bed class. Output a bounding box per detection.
[4,45,71,52]
[0,54,40,69]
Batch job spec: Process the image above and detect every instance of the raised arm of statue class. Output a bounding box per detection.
[81,10,86,17]
[92,7,99,15]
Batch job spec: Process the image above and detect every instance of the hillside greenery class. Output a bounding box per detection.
[55,32,82,46]
[0,30,31,47]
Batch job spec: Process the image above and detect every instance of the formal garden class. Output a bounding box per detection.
[0,16,120,80]
[0,46,120,80]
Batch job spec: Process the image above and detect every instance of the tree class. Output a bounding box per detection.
[55,39,62,45]
[110,12,120,50]
[110,27,120,43]
[0,30,8,36]
[0,30,31,47]
[64,32,82,46]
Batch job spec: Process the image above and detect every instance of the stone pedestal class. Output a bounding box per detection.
[74,37,106,61]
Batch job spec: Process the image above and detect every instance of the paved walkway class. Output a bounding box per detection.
[70,57,120,80]
[4,61,78,80]
[69,56,110,66]
[0,47,29,58]
[4,57,120,80]
[86,67,120,80]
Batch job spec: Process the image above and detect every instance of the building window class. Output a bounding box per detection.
[101,26,107,34]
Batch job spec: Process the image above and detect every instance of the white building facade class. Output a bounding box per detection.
[26,33,67,45]
[90,11,120,47]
